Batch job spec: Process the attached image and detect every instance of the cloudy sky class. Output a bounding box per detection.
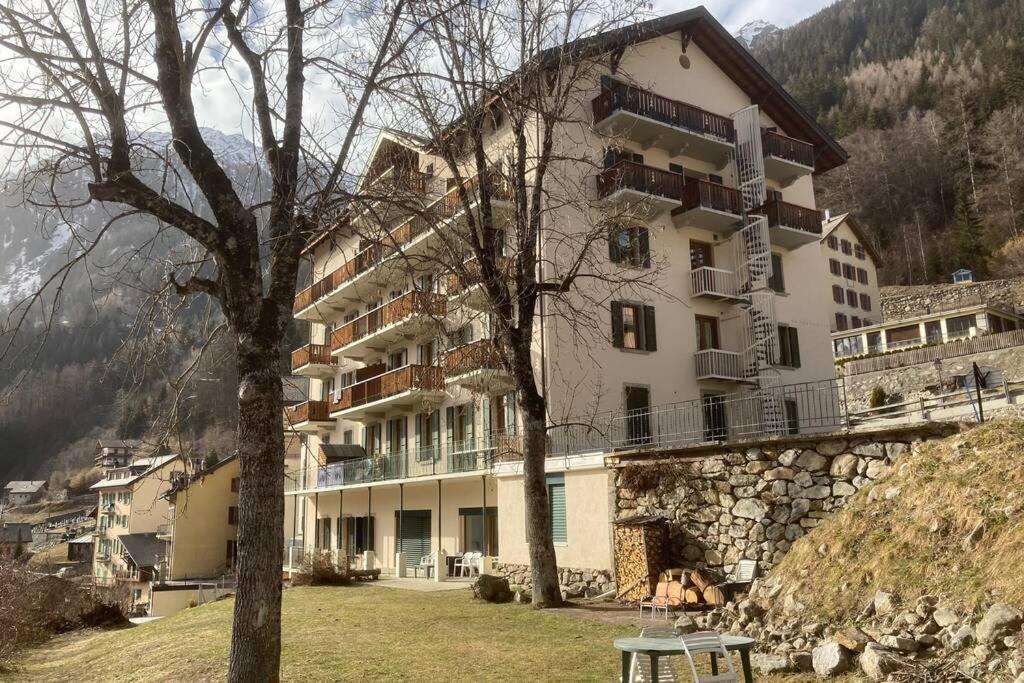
[658,0,837,31]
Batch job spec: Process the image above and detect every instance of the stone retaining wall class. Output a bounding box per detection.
[881,278,1024,319]
[492,562,614,599]
[612,424,957,575]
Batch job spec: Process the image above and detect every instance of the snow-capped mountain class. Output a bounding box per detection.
[734,19,780,50]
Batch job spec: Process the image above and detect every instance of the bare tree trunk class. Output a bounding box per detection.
[229,338,285,683]
[520,399,561,607]
[959,95,979,205]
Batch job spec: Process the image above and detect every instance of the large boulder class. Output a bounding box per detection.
[472,575,513,603]
[751,653,790,675]
[860,644,907,681]
[873,590,899,617]
[976,603,1023,644]
[834,626,872,652]
[933,607,960,628]
[732,498,768,520]
[812,641,852,677]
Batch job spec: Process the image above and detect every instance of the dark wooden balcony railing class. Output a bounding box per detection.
[330,364,443,413]
[678,179,743,216]
[290,344,336,371]
[762,130,815,169]
[597,161,683,201]
[294,172,509,314]
[443,339,504,376]
[755,199,823,235]
[445,256,511,293]
[592,81,735,142]
[286,400,333,425]
[329,291,446,351]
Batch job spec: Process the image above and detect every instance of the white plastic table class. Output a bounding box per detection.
[612,634,755,683]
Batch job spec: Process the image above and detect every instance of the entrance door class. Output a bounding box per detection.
[702,393,727,441]
[624,385,651,445]
[395,510,431,569]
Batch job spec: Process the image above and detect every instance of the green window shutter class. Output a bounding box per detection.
[505,393,517,435]
[643,305,657,351]
[482,397,491,441]
[446,406,455,446]
[611,301,624,348]
[790,327,801,368]
[548,478,567,544]
[414,414,422,451]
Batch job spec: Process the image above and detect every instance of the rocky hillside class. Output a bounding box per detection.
[687,420,1024,680]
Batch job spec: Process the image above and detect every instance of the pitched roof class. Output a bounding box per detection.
[820,212,883,267]
[3,481,47,495]
[68,533,94,545]
[90,454,179,491]
[118,532,164,570]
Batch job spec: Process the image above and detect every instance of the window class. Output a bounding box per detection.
[835,313,849,331]
[230,478,239,493]
[832,285,844,304]
[857,268,868,285]
[695,315,720,350]
[829,259,841,276]
[833,335,864,358]
[842,263,855,280]
[690,241,714,270]
[767,188,783,202]
[777,325,801,367]
[668,162,684,174]
[611,302,657,351]
[827,235,838,250]
[854,244,866,260]
[547,474,567,544]
[768,253,785,293]
[851,316,862,328]
[608,225,651,268]
[784,399,799,435]
[415,410,441,461]
[860,293,872,311]
[947,314,977,338]
[624,386,651,445]
[840,239,852,255]
[388,349,407,370]
[228,506,239,525]
[460,507,498,555]
[343,429,354,445]
[846,289,858,308]
[603,148,643,167]
[226,540,238,569]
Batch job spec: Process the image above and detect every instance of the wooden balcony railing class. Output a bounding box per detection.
[755,199,823,235]
[290,344,336,371]
[597,161,684,201]
[330,364,443,412]
[445,256,511,293]
[329,291,446,351]
[679,179,743,215]
[286,400,333,424]
[762,130,815,169]
[443,339,505,376]
[592,81,735,142]
[294,172,510,314]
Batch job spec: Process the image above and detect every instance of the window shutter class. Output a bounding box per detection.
[414,414,422,451]
[467,403,475,442]
[639,228,651,268]
[431,410,441,459]
[446,406,455,446]
[505,393,517,435]
[611,301,624,348]
[789,327,801,368]
[482,397,491,442]
[548,480,567,544]
[643,305,657,351]
[608,227,621,263]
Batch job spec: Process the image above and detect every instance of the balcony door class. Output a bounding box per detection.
[690,241,714,270]
[624,385,651,446]
[702,392,727,441]
[695,315,721,350]
[395,510,431,569]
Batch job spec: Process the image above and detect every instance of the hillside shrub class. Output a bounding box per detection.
[291,553,351,587]
[869,385,888,408]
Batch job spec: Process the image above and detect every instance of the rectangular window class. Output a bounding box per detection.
[832,285,844,304]
[835,312,848,331]
[841,239,852,255]
[230,478,239,493]
[624,385,651,446]
[226,540,238,568]
[547,474,567,544]
[829,259,841,276]
[851,316,862,328]
[860,293,871,311]
[668,162,684,174]
[947,314,977,338]
[695,315,720,350]
[854,244,866,260]
[609,226,651,268]
[228,506,238,525]
[777,325,801,367]
[846,289,858,308]
[768,253,785,293]
[857,268,868,284]
[689,241,714,270]
[842,263,855,280]
[611,302,656,351]
[833,335,865,358]
[784,399,799,435]
[827,235,838,250]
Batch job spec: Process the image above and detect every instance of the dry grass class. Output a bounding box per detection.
[772,418,1024,621]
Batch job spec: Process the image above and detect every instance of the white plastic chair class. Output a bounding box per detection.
[628,627,680,682]
[466,551,483,577]
[679,632,737,683]
[454,551,477,577]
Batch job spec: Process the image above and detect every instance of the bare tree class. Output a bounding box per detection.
[347,0,657,605]
[0,0,420,678]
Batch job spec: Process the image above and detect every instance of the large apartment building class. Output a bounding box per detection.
[820,212,882,334]
[284,8,847,579]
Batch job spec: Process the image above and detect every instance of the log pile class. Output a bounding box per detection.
[646,567,728,608]
[612,516,669,602]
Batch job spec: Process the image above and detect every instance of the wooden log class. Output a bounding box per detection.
[683,586,703,604]
[702,585,727,606]
[690,568,713,592]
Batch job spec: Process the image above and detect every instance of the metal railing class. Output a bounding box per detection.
[597,161,683,201]
[762,130,815,168]
[694,349,746,381]
[592,81,735,142]
[689,267,740,299]
[678,179,744,216]
[754,199,822,235]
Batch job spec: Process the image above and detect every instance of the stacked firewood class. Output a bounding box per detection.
[612,517,669,602]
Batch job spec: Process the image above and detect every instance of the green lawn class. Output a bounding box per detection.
[9,585,834,682]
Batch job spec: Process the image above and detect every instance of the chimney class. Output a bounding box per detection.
[824,209,831,221]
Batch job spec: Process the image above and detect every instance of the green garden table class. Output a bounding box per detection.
[613,634,755,683]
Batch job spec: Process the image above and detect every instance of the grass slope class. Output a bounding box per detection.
[772,419,1024,621]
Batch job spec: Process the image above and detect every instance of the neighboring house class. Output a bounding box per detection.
[68,533,94,563]
[90,454,183,597]
[0,522,33,557]
[820,212,882,332]
[2,481,47,506]
[832,299,1024,360]
[94,440,141,470]
[282,8,848,578]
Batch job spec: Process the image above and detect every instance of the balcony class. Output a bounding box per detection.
[596,161,683,216]
[671,180,744,234]
[591,81,735,166]
[443,340,513,393]
[446,257,511,312]
[330,291,446,361]
[294,173,513,322]
[348,167,430,228]
[291,344,337,378]
[329,364,445,421]
[754,199,822,249]
[284,400,335,433]
[155,524,172,541]
[689,267,744,301]
[762,130,815,186]
[695,349,749,382]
